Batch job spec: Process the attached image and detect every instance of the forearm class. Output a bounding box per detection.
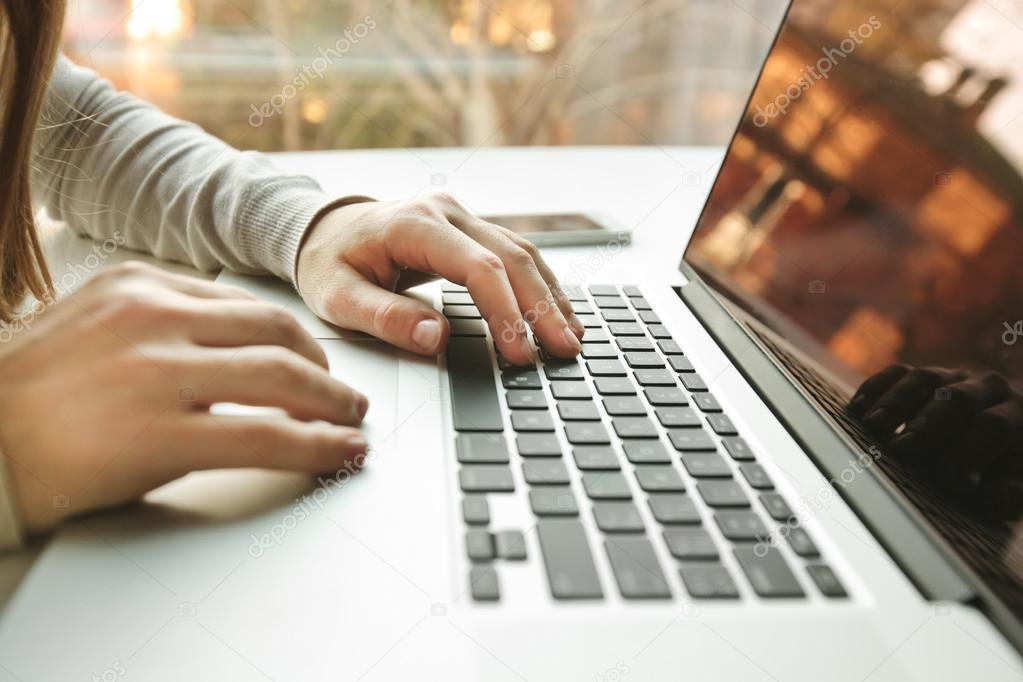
[31,55,343,283]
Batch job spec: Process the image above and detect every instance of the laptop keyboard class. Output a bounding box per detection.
[445,283,847,602]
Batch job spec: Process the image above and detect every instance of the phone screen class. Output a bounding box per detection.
[483,213,607,235]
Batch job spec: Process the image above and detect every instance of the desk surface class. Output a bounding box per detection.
[0,145,722,605]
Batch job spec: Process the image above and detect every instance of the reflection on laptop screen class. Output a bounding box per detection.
[685,1,1023,621]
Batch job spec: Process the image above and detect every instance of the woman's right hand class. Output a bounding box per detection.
[0,261,369,534]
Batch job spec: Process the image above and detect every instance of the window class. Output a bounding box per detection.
[62,0,786,152]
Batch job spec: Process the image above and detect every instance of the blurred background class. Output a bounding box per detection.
[61,0,788,152]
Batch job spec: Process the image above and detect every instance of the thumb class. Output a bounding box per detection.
[327,276,449,355]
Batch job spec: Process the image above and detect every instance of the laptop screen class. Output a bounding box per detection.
[685,1,1023,618]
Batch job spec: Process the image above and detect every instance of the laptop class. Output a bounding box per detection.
[2,0,1023,679]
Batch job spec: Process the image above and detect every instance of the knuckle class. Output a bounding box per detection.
[428,190,459,207]
[504,244,535,270]
[372,298,405,333]
[263,348,306,385]
[472,251,506,275]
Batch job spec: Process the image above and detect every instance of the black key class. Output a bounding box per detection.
[667,428,716,452]
[647,324,672,339]
[679,373,708,391]
[608,323,644,336]
[807,564,847,597]
[577,314,602,328]
[563,285,587,301]
[733,546,804,598]
[655,407,701,428]
[442,292,474,305]
[721,437,755,461]
[648,494,701,524]
[442,281,467,292]
[494,530,527,560]
[506,390,547,410]
[466,530,495,561]
[516,433,562,457]
[760,493,795,521]
[594,295,628,309]
[582,472,632,499]
[715,511,770,541]
[512,411,555,432]
[582,329,609,343]
[460,466,514,492]
[622,440,671,464]
[785,527,819,557]
[444,304,481,319]
[638,311,662,325]
[678,565,739,599]
[697,480,749,507]
[594,378,636,395]
[634,370,677,386]
[558,401,601,421]
[571,301,594,315]
[537,520,604,598]
[593,502,645,532]
[635,466,685,492]
[657,339,684,355]
[497,354,533,371]
[706,414,738,435]
[616,337,654,351]
[462,496,491,525]
[603,396,647,416]
[545,362,584,381]
[644,387,688,406]
[624,352,664,368]
[605,536,671,599]
[565,422,611,445]
[523,460,570,485]
[740,464,774,490]
[448,338,503,432]
[573,446,620,470]
[667,356,695,373]
[692,393,722,413]
[663,528,718,559]
[469,566,500,601]
[612,417,658,438]
[551,381,592,400]
[680,452,732,478]
[588,284,618,296]
[630,296,652,310]
[530,488,579,516]
[622,285,642,297]
[587,360,627,376]
[502,368,542,390]
[581,343,618,359]
[450,318,487,337]
[456,433,509,463]
[602,310,636,323]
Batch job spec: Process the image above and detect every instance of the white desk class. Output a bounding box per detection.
[0,145,722,606]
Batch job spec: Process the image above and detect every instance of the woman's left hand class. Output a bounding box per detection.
[295,192,584,365]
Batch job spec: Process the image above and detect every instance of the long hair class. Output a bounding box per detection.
[0,0,65,320]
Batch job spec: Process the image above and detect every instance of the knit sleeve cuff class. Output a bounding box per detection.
[234,185,376,286]
[0,445,25,551]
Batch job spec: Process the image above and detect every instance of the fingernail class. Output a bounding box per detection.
[412,318,442,353]
[563,325,582,351]
[347,434,368,453]
[354,393,369,420]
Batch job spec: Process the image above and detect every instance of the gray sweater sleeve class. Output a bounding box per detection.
[31,55,352,283]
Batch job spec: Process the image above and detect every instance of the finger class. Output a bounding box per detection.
[321,274,450,355]
[848,364,909,415]
[386,219,533,364]
[173,413,369,475]
[890,377,1005,457]
[860,366,965,438]
[143,266,259,301]
[189,346,368,425]
[185,299,328,369]
[456,218,581,358]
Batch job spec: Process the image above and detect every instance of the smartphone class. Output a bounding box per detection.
[482,213,630,248]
